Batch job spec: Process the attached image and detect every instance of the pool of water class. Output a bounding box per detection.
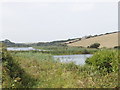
[7,47,43,51]
[53,54,92,65]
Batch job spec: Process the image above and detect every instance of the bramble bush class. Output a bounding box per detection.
[86,50,118,73]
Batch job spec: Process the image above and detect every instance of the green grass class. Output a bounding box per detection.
[2,50,118,88]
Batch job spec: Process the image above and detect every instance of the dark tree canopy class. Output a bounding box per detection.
[89,43,100,48]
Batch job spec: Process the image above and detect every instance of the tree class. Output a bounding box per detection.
[114,46,120,49]
[89,43,100,48]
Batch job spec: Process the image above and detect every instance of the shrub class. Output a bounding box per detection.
[86,50,118,73]
[89,43,100,48]
[114,46,120,49]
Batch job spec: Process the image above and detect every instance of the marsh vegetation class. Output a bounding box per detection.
[1,44,119,88]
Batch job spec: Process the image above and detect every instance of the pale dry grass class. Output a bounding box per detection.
[67,32,119,48]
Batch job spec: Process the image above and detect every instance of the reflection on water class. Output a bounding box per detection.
[53,54,92,65]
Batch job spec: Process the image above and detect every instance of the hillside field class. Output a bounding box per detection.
[66,32,120,48]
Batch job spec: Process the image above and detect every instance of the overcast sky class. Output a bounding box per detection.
[0,0,118,43]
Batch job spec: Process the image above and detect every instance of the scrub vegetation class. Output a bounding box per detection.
[2,44,119,88]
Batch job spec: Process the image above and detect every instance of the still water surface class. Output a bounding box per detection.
[53,54,92,65]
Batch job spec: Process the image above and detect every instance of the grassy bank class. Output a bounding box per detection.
[2,48,119,88]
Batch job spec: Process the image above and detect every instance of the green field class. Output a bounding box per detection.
[2,46,119,88]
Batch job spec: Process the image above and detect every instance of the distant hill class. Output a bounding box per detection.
[0,39,30,47]
[0,38,75,47]
[30,38,77,46]
[65,31,119,48]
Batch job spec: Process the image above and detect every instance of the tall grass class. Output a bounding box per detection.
[3,51,117,88]
[34,46,97,55]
